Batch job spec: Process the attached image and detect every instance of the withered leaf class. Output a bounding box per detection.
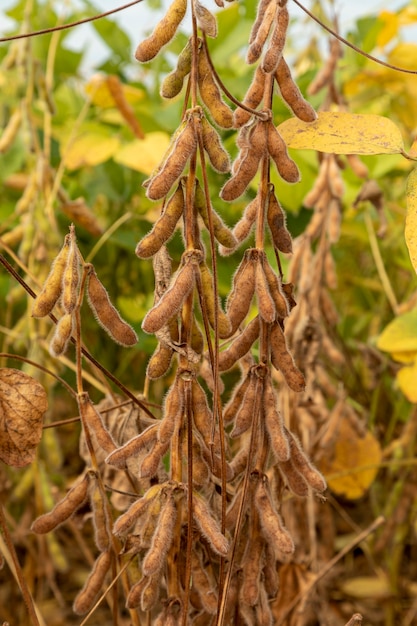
[0,368,48,467]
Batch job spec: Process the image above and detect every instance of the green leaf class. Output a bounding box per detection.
[405,169,417,274]
[278,111,405,155]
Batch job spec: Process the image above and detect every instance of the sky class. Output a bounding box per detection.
[0,0,412,75]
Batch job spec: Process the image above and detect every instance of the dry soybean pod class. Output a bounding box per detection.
[267,186,293,253]
[201,116,231,173]
[223,372,252,424]
[262,257,289,318]
[270,321,305,391]
[233,65,266,128]
[230,371,257,438]
[255,476,294,555]
[61,225,80,314]
[218,316,260,372]
[246,0,277,64]
[146,342,174,380]
[158,378,184,444]
[78,391,117,455]
[146,117,197,200]
[86,265,137,346]
[274,56,317,122]
[285,428,326,492]
[249,0,274,44]
[32,234,71,318]
[194,179,237,248]
[267,121,300,183]
[112,494,154,536]
[240,529,264,606]
[142,254,196,334]
[136,183,185,258]
[140,439,170,478]
[105,423,159,468]
[192,493,229,556]
[191,549,218,614]
[195,0,218,37]
[255,257,276,323]
[191,378,219,449]
[73,550,112,615]
[220,146,262,201]
[49,312,74,357]
[31,472,90,534]
[197,43,233,129]
[261,3,289,73]
[140,572,162,611]
[226,251,256,335]
[219,195,259,256]
[278,457,309,496]
[262,376,290,461]
[198,261,232,339]
[89,475,111,551]
[135,0,187,62]
[142,491,177,575]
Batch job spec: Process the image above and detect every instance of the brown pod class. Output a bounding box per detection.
[87,266,138,346]
[143,492,177,576]
[267,121,300,183]
[191,550,218,614]
[147,343,174,380]
[140,439,170,478]
[197,44,233,129]
[136,183,185,258]
[135,0,187,62]
[263,542,279,597]
[262,258,289,318]
[226,251,256,335]
[285,428,327,492]
[267,187,293,253]
[255,476,294,555]
[230,371,258,438]
[270,321,305,392]
[105,423,158,468]
[198,261,232,339]
[195,0,218,37]
[261,3,289,73]
[142,255,196,334]
[73,550,112,615]
[61,227,80,314]
[219,316,260,372]
[49,313,74,357]
[31,473,90,534]
[308,36,341,95]
[220,147,262,201]
[194,179,237,248]
[246,0,277,64]
[193,493,229,556]
[191,379,219,449]
[255,258,276,323]
[201,116,231,173]
[263,377,290,461]
[146,118,197,200]
[89,477,111,552]
[278,457,309,496]
[125,576,149,609]
[275,56,317,122]
[140,572,161,611]
[78,391,117,455]
[220,195,259,256]
[240,532,264,606]
[0,108,22,153]
[223,372,252,424]
[256,584,274,626]
[249,0,273,44]
[233,65,266,128]
[158,378,184,444]
[32,234,71,318]
[192,433,211,486]
[113,493,154,536]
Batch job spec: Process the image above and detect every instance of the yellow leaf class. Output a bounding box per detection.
[318,418,382,500]
[390,351,417,364]
[377,309,417,354]
[114,132,171,176]
[85,74,145,108]
[62,132,120,170]
[405,169,417,274]
[397,359,417,402]
[277,111,404,155]
[340,575,391,600]
[376,11,399,48]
